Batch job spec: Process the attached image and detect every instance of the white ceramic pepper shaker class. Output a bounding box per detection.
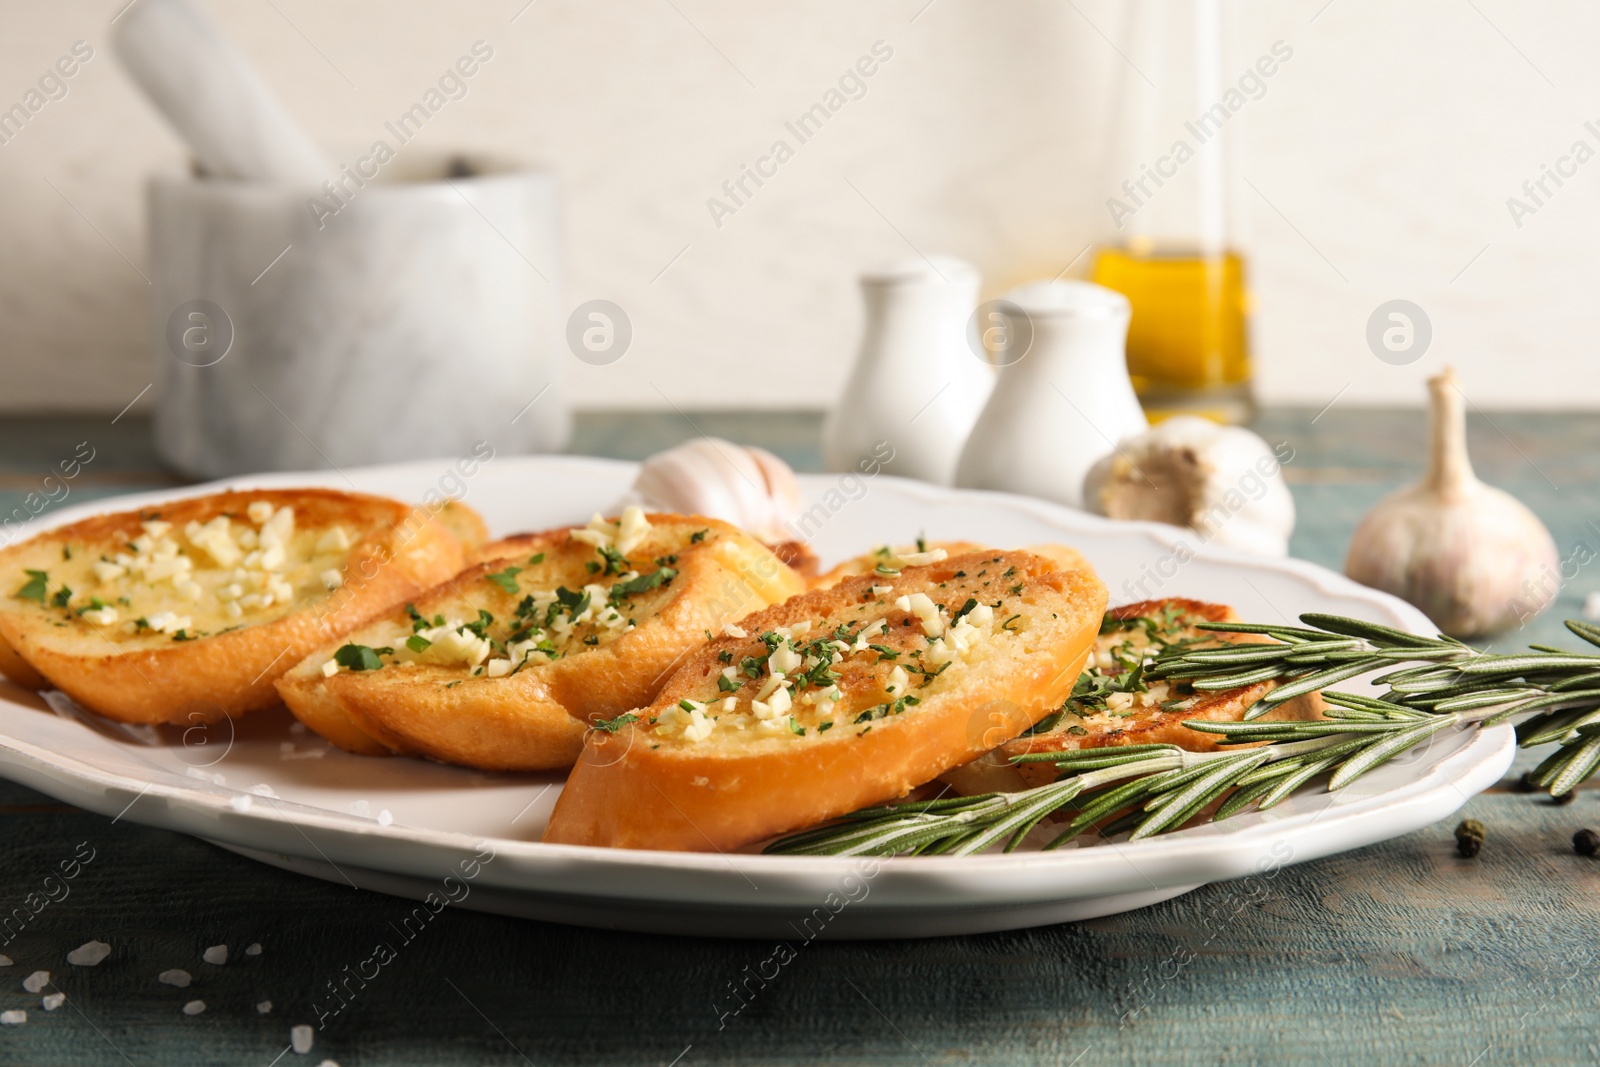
[822,256,993,485]
[954,281,1147,509]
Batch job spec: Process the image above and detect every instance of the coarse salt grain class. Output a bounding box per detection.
[1585,591,1600,621]
[67,940,111,966]
[230,795,252,813]
[41,993,64,1011]
[377,809,393,827]
[256,1000,273,1014]
[182,1000,205,1016]
[348,800,370,816]
[291,1023,314,1053]
[22,970,48,993]
[246,943,263,957]
[203,945,228,966]
[250,784,277,798]
[0,1010,24,1025]
[158,969,191,987]
[0,955,12,966]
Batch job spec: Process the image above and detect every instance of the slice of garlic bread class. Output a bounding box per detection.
[0,490,475,724]
[940,598,1325,796]
[276,511,806,771]
[543,547,1108,852]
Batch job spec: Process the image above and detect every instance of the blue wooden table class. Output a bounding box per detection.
[0,409,1595,1066]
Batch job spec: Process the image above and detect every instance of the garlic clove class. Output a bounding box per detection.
[1344,367,1559,637]
[631,438,802,544]
[1082,415,1296,556]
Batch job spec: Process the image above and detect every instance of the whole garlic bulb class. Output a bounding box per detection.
[1082,416,1296,556]
[631,438,802,544]
[1344,367,1558,637]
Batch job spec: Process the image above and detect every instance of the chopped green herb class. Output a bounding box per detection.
[717,649,734,664]
[486,566,523,594]
[875,564,900,576]
[1002,614,1022,631]
[171,630,196,642]
[678,699,699,713]
[61,545,72,561]
[1020,710,1064,737]
[406,634,432,653]
[818,721,833,732]
[586,561,600,574]
[444,680,463,689]
[951,598,979,624]
[528,552,545,565]
[789,717,806,736]
[610,567,677,599]
[462,609,495,639]
[718,673,738,692]
[597,544,627,576]
[74,597,106,616]
[583,634,599,645]
[690,529,708,544]
[50,585,73,608]
[334,644,385,671]
[867,644,899,660]
[916,535,927,553]
[16,569,51,602]
[593,712,638,733]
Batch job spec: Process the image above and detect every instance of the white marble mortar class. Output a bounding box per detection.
[148,158,569,478]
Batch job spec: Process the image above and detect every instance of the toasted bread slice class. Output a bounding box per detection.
[0,490,475,724]
[276,511,806,771]
[543,547,1108,852]
[939,598,1325,796]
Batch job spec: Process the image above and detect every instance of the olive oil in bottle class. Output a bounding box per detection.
[1092,245,1254,424]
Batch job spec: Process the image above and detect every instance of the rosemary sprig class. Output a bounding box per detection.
[764,615,1600,857]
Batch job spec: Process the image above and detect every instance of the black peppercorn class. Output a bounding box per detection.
[1514,771,1538,794]
[1454,818,1485,858]
[1574,829,1600,857]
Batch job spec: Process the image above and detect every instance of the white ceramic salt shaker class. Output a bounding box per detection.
[954,281,1147,509]
[822,256,992,485]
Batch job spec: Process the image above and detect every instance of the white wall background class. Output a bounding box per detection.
[1,0,1597,414]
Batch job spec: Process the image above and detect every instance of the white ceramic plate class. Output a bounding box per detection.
[0,457,1513,939]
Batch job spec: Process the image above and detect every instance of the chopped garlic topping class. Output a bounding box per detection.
[722,623,747,639]
[615,506,651,555]
[751,686,792,719]
[894,548,948,567]
[315,526,351,553]
[141,520,172,539]
[246,501,274,524]
[894,592,944,637]
[321,660,340,678]
[885,665,910,695]
[91,561,125,583]
[81,606,118,626]
[319,568,343,591]
[145,611,191,635]
[769,643,802,676]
